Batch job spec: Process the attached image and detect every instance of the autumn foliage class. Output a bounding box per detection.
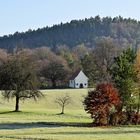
[84,83,120,126]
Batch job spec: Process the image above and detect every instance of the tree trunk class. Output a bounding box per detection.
[106,109,110,125]
[52,79,56,88]
[15,95,20,112]
[61,105,64,114]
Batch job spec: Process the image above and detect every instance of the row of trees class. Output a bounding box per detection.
[0,44,84,111]
[0,38,140,122]
[0,49,71,112]
[0,37,125,88]
[84,48,140,126]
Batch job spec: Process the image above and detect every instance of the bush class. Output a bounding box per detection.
[128,112,140,125]
[110,111,140,125]
[84,83,120,126]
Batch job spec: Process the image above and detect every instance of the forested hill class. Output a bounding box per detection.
[1,16,140,50]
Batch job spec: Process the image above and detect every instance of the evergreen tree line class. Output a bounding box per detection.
[1,16,140,50]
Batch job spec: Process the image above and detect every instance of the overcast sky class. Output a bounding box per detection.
[0,0,139,36]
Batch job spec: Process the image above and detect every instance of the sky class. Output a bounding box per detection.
[0,0,140,36]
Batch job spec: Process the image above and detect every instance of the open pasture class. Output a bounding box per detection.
[0,89,140,140]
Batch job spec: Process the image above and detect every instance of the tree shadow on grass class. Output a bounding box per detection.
[0,122,91,129]
[55,113,90,120]
[0,122,140,136]
[0,111,140,133]
[0,110,22,114]
[47,129,140,135]
[0,135,48,140]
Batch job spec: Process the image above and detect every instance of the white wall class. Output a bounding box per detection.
[74,71,88,88]
[69,80,75,88]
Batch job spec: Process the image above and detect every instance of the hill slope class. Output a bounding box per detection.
[0,16,140,50]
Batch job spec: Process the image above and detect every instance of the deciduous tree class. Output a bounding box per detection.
[93,37,120,82]
[0,52,43,112]
[84,83,120,126]
[81,53,98,86]
[55,94,71,114]
[41,61,68,88]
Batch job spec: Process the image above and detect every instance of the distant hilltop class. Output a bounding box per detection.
[0,16,140,51]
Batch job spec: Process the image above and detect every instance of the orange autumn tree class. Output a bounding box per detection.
[84,83,120,126]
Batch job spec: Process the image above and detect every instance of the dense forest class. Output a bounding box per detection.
[1,16,140,50]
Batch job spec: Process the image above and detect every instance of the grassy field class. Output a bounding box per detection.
[0,89,140,140]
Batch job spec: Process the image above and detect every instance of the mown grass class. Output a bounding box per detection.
[0,89,140,140]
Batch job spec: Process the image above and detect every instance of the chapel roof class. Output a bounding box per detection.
[69,69,81,80]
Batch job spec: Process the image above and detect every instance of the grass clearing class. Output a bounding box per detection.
[0,89,140,140]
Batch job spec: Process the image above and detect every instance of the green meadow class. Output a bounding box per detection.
[0,89,140,140]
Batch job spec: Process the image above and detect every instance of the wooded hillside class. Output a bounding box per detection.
[0,16,140,50]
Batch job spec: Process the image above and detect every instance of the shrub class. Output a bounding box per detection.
[84,83,120,126]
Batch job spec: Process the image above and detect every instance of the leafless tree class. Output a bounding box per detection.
[93,37,121,82]
[55,94,71,114]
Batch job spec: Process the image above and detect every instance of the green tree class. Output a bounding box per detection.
[81,53,98,86]
[41,61,68,88]
[0,53,43,112]
[110,48,137,111]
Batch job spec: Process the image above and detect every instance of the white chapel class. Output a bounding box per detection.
[69,70,88,88]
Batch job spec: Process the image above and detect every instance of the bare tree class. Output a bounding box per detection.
[55,94,71,114]
[93,37,121,82]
